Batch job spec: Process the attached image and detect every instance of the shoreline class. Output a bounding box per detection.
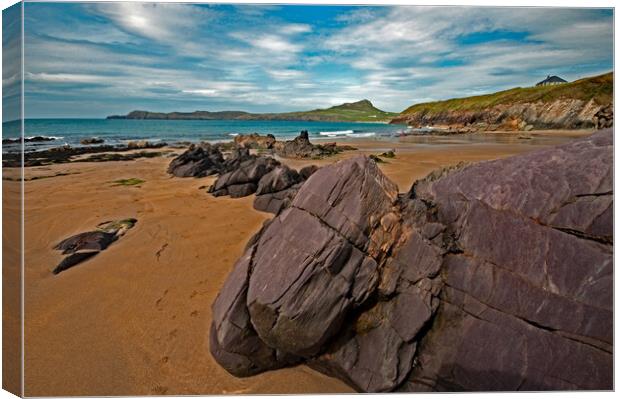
[3,128,595,155]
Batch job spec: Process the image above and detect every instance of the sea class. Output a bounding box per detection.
[2,119,412,153]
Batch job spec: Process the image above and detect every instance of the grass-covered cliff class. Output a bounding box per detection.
[391,72,613,130]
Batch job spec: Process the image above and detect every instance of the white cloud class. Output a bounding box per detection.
[93,3,212,43]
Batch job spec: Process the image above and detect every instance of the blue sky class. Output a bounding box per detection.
[6,2,615,118]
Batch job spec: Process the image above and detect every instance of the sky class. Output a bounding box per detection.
[4,2,615,119]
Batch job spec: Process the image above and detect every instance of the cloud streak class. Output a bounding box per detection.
[20,3,613,118]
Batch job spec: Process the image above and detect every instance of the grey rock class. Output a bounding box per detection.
[209,156,280,198]
[255,166,301,195]
[167,143,225,177]
[253,183,301,214]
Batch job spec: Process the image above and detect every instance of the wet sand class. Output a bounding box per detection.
[10,130,592,395]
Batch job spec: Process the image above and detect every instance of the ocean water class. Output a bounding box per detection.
[2,119,409,153]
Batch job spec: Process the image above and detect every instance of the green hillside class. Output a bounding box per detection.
[399,72,613,116]
[108,99,397,122]
[239,99,398,122]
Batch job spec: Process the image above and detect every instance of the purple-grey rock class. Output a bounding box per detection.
[255,165,301,195]
[209,156,280,198]
[253,183,301,214]
[209,130,613,392]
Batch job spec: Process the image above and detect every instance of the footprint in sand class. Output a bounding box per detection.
[155,289,169,310]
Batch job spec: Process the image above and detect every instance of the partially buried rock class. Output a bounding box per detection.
[52,218,137,274]
[210,130,613,392]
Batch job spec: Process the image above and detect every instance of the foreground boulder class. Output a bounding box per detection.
[52,219,137,274]
[210,129,613,392]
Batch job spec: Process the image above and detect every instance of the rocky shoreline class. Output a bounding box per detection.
[2,141,169,167]
[210,129,613,392]
[391,98,614,133]
[390,73,613,134]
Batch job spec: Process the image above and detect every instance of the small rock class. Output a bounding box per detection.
[80,138,104,145]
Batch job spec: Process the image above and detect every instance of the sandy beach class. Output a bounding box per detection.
[6,130,593,395]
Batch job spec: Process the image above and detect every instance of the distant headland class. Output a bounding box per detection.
[107,99,398,123]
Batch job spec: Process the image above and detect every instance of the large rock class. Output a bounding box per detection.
[209,130,613,392]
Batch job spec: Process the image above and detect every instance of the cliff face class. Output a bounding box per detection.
[391,98,606,130]
[392,72,613,131]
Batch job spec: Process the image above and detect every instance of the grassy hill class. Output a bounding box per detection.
[108,99,397,122]
[240,99,397,122]
[398,72,613,117]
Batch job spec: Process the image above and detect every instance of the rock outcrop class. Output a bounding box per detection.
[208,155,281,198]
[2,136,57,144]
[234,133,277,149]
[52,219,137,274]
[273,131,356,159]
[167,143,227,177]
[167,144,257,178]
[210,129,613,392]
[391,98,608,132]
[594,104,613,129]
[230,131,357,159]
[391,72,613,132]
[3,142,168,168]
